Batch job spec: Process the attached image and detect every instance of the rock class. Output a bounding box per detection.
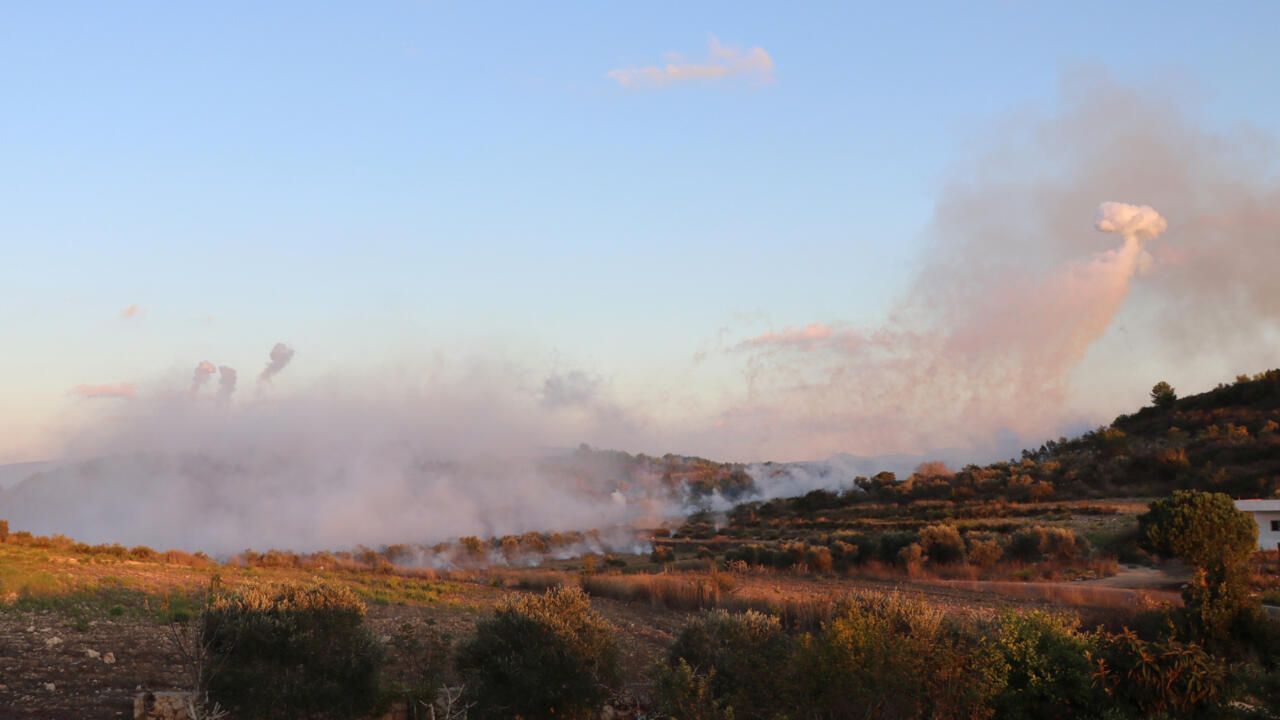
[44,636,63,648]
[103,652,116,665]
[44,682,55,692]
[85,648,101,660]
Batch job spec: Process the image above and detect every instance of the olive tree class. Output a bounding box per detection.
[1139,490,1257,641]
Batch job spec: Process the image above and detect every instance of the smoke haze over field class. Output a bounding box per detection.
[5,74,1280,553]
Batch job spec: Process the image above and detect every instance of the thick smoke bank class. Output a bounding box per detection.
[1,360,677,553]
[728,73,1280,460]
[259,343,294,384]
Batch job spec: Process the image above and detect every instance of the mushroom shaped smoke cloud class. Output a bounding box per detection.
[259,343,295,384]
[1095,202,1168,240]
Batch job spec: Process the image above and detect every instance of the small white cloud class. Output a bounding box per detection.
[608,36,774,89]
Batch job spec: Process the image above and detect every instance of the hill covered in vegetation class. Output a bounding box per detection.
[812,368,1280,507]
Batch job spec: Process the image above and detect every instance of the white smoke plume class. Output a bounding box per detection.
[216,366,237,402]
[726,71,1279,461]
[189,361,217,394]
[258,343,295,384]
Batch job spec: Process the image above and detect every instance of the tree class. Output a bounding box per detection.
[1150,381,1177,409]
[1139,491,1258,642]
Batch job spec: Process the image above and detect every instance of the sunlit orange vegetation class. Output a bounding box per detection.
[3,530,216,568]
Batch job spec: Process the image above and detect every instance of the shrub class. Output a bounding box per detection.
[652,659,736,720]
[660,609,793,719]
[456,586,619,719]
[382,620,450,710]
[1090,628,1226,717]
[792,592,1005,719]
[203,582,382,719]
[1007,526,1086,564]
[968,538,1002,569]
[0,519,7,543]
[651,545,675,564]
[919,524,966,565]
[991,610,1099,719]
[897,542,924,574]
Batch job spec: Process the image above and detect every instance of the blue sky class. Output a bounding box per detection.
[2,2,1278,462]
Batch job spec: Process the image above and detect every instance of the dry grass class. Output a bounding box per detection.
[580,572,732,611]
[929,579,1178,610]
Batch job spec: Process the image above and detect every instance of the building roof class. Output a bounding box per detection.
[1235,499,1280,512]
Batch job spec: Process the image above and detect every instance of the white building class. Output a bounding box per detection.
[1235,499,1280,550]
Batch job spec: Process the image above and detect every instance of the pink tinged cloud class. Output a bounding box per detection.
[608,36,774,89]
[70,383,136,399]
[729,201,1168,459]
[119,304,140,319]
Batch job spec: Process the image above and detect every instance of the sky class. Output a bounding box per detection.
[2,2,1279,464]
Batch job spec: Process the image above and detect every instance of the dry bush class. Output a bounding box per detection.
[968,538,1003,569]
[792,591,1004,719]
[919,524,966,565]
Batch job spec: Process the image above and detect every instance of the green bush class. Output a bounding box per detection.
[792,593,1005,719]
[1090,628,1226,718]
[203,582,382,719]
[991,610,1099,719]
[652,659,737,720]
[659,609,793,719]
[456,586,619,719]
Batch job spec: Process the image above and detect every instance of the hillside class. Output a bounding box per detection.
[833,368,1280,506]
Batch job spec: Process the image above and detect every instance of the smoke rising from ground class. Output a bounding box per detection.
[726,72,1280,460]
[216,366,237,402]
[259,343,294,384]
[189,361,216,394]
